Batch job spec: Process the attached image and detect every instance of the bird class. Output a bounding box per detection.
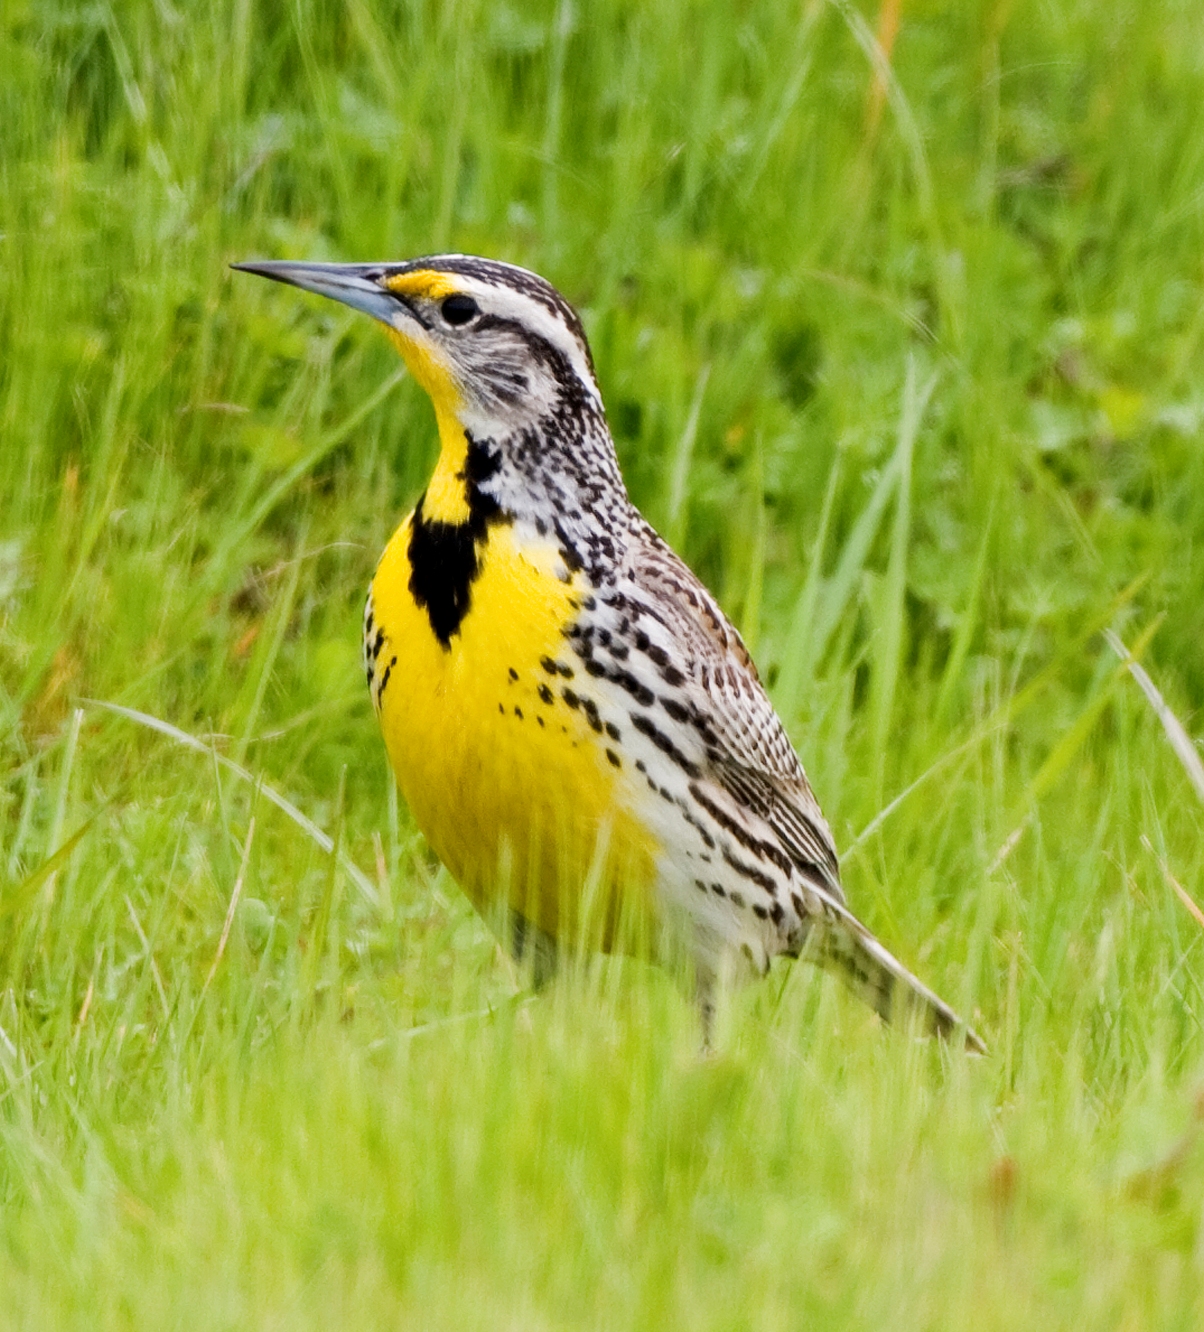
[233,253,984,1053]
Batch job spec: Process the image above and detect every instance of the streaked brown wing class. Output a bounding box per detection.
[627,526,843,901]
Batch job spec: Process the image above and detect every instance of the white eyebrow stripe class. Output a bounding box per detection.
[453,276,601,407]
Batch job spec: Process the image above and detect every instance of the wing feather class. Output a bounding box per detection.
[625,526,843,901]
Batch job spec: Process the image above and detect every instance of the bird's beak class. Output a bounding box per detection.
[231,260,412,330]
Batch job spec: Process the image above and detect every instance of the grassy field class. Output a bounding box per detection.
[4,0,1204,1323]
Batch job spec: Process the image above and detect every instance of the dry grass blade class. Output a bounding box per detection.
[864,0,903,136]
[1141,836,1204,931]
[203,817,255,995]
[1105,628,1204,806]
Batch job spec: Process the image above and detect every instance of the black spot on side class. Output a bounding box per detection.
[570,648,657,708]
[681,805,716,850]
[721,846,776,894]
[553,519,584,574]
[508,667,519,681]
[538,683,555,705]
[660,696,688,723]
[629,713,700,779]
[606,748,621,768]
[688,782,794,877]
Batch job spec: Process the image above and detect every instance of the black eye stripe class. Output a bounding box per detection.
[441,294,479,326]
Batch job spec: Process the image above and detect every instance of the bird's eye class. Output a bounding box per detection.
[441,294,479,326]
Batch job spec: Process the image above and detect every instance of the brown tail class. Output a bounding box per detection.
[811,902,986,1054]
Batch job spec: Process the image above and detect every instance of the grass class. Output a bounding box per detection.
[3,0,1204,1323]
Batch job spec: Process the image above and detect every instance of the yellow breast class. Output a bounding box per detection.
[369,516,659,950]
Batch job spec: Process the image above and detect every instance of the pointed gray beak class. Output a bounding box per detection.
[231,260,419,329]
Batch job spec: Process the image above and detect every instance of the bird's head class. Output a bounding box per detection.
[232,255,603,440]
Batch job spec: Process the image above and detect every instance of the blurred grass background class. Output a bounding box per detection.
[3,0,1204,1324]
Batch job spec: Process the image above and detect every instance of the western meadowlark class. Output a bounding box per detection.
[234,254,983,1052]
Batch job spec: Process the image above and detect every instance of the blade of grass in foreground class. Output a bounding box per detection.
[0,819,96,924]
[844,574,1152,861]
[774,448,842,724]
[86,699,379,908]
[1109,626,1204,931]
[990,616,1163,870]
[870,359,937,782]
[1105,627,1204,806]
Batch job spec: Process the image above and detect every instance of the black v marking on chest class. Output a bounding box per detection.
[407,434,507,647]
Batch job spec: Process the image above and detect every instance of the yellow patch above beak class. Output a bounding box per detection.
[382,270,462,302]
